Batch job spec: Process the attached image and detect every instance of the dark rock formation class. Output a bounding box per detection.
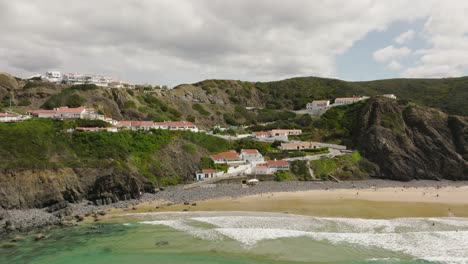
[354,98,468,181]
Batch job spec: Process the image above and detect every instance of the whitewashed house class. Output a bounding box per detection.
[116,121,155,131]
[44,71,62,83]
[266,160,290,172]
[154,121,198,132]
[0,113,21,122]
[195,169,224,181]
[306,100,330,110]
[279,141,320,151]
[28,106,96,119]
[270,129,302,137]
[240,149,264,165]
[253,131,271,139]
[75,127,118,132]
[210,150,243,165]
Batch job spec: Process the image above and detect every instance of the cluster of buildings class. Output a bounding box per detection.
[115,120,198,132]
[23,105,199,133]
[253,129,302,141]
[42,71,135,89]
[306,94,397,112]
[195,149,290,181]
[0,112,31,122]
[28,106,106,120]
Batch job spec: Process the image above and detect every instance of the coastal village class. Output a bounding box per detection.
[0,86,396,183]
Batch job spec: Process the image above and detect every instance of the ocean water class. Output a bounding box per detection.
[1,211,468,264]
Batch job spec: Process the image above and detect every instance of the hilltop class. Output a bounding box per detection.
[1,73,467,130]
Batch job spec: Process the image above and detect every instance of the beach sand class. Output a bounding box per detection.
[112,185,468,219]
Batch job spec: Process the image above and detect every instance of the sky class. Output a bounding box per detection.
[1,0,468,86]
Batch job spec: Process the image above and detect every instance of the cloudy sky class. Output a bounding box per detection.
[1,0,467,86]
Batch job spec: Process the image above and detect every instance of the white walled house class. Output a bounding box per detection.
[279,141,320,151]
[210,150,243,165]
[306,100,330,110]
[270,129,302,137]
[253,131,271,139]
[195,169,224,181]
[75,127,118,132]
[44,71,62,83]
[240,149,264,164]
[116,121,155,131]
[0,112,30,122]
[154,121,198,132]
[28,106,96,119]
[266,160,290,172]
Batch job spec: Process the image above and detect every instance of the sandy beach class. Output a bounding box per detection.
[115,184,468,219]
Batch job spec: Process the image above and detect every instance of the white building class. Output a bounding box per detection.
[154,121,198,132]
[75,127,118,132]
[44,71,62,83]
[253,160,290,174]
[270,129,302,137]
[210,150,244,165]
[195,169,224,181]
[0,112,30,122]
[116,121,155,131]
[28,106,98,119]
[279,141,320,151]
[240,149,264,164]
[306,100,330,110]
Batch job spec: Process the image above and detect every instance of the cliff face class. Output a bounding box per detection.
[0,167,156,209]
[354,98,468,181]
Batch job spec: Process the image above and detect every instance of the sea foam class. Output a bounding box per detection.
[139,213,468,263]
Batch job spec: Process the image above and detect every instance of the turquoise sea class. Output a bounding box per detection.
[1,211,468,263]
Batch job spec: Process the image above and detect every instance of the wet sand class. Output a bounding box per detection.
[114,185,468,219]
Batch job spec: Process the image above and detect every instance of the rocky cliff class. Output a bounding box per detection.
[353,98,468,181]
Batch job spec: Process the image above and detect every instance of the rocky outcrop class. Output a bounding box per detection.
[354,98,468,181]
[0,168,155,209]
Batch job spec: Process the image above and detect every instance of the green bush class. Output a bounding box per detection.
[274,170,296,181]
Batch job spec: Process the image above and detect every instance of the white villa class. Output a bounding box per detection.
[253,159,290,175]
[41,71,135,89]
[75,127,118,132]
[28,106,102,120]
[0,112,31,122]
[195,169,224,181]
[279,141,320,151]
[116,120,199,132]
[44,71,62,83]
[270,129,302,137]
[240,149,265,164]
[154,121,198,132]
[210,150,244,165]
[306,100,330,110]
[253,129,302,139]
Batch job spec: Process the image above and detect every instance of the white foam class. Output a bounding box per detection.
[137,213,468,263]
[140,220,222,240]
[214,228,310,247]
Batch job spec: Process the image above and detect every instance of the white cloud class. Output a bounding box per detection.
[0,1,467,83]
[395,30,415,44]
[402,1,468,78]
[387,60,403,71]
[373,46,412,63]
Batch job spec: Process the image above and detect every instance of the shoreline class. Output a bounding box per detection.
[2,179,468,239]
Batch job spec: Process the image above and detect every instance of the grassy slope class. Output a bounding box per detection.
[0,119,235,184]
